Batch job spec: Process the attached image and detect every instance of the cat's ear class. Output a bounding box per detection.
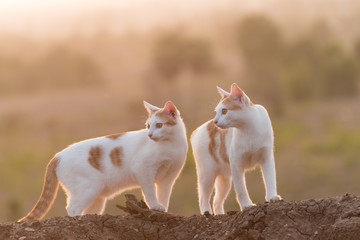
[230,83,249,105]
[163,101,178,118]
[217,86,230,98]
[143,101,160,115]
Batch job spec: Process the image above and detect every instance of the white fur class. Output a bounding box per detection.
[56,101,188,216]
[191,121,233,215]
[191,84,281,214]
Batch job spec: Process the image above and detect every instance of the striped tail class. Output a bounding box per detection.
[18,157,60,222]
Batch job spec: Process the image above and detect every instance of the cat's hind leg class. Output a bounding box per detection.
[65,184,103,216]
[230,161,254,210]
[213,175,232,215]
[82,196,106,215]
[197,168,217,215]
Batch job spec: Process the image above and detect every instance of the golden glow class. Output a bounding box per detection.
[0,0,358,40]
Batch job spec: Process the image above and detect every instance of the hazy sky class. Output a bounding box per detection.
[0,0,256,37]
[0,0,359,41]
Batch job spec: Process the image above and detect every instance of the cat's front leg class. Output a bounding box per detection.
[230,160,254,210]
[137,173,165,211]
[261,153,281,202]
[155,163,182,210]
[155,178,175,211]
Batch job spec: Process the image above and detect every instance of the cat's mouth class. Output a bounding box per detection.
[214,122,227,129]
[149,136,159,141]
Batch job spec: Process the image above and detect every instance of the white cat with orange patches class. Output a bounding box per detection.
[191,83,281,215]
[19,101,188,222]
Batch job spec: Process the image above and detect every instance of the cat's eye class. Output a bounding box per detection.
[147,124,150,129]
[221,108,228,115]
[156,123,163,128]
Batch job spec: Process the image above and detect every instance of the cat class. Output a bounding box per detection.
[191,83,281,215]
[19,100,188,222]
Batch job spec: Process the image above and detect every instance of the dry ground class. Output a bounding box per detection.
[1,194,360,240]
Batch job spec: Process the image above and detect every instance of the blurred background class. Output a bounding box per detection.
[1,0,360,222]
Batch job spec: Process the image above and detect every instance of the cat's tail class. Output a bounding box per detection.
[18,156,60,222]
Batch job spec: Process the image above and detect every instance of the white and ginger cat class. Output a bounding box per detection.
[19,101,188,222]
[191,83,281,215]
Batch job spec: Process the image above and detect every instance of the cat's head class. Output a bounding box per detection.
[143,100,180,141]
[213,83,253,129]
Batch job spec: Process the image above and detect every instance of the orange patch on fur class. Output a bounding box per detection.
[106,132,125,140]
[207,121,219,163]
[88,146,103,171]
[241,147,267,169]
[219,130,229,164]
[222,97,242,110]
[155,110,177,126]
[207,121,229,164]
[18,157,59,222]
[110,147,123,167]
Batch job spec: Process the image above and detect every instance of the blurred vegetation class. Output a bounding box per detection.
[1,12,360,222]
[0,44,103,95]
[153,32,214,79]
[283,28,359,101]
[236,15,360,114]
[236,15,286,114]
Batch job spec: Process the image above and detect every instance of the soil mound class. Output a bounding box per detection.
[1,194,360,240]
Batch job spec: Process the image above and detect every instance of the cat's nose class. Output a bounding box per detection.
[213,120,218,124]
[148,134,153,138]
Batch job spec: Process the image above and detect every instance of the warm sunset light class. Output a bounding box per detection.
[0,0,360,238]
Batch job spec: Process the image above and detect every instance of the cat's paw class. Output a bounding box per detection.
[150,204,166,212]
[241,203,255,211]
[268,195,282,202]
[203,211,213,217]
[200,207,213,215]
